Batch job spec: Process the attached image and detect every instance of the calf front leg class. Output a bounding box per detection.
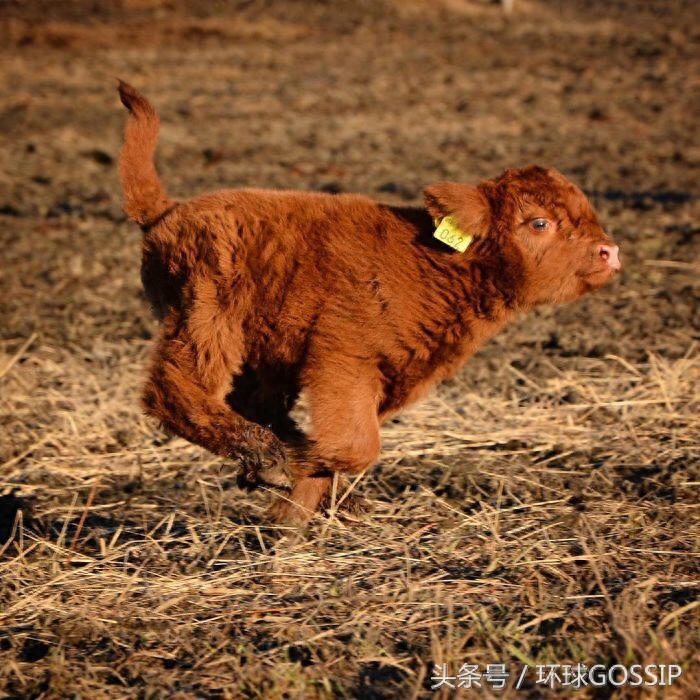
[268,362,381,527]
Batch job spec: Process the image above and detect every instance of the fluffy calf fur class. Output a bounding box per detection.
[117,81,621,527]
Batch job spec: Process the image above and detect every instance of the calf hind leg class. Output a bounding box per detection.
[143,314,286,474]
[226,365,304,489]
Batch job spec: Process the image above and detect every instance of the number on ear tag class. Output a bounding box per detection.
[433,216,473,253]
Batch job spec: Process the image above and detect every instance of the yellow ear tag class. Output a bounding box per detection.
[433,215,473,253]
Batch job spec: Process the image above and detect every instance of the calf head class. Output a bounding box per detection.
[424,165,620,308]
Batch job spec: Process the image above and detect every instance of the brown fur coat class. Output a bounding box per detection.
[117,81,620,526]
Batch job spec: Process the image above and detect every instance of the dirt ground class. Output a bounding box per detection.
[0,0,698,698]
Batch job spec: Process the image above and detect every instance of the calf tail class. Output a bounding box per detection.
[117,80,174,227]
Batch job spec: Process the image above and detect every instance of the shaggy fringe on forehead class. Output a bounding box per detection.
[483,166,591,217]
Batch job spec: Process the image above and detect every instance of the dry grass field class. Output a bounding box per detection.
[0,0,698,697]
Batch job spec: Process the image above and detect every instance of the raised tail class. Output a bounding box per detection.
[117,80,174,227]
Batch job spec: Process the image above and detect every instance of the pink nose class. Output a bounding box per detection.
[599,244,621,271]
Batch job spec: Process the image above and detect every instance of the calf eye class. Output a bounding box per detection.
[530,218,550,232]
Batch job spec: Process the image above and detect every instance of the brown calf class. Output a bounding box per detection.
[117,81,620,527]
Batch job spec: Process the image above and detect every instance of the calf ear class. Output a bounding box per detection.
[423,182,490,234]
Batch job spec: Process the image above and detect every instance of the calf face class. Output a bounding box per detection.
[425,166,620,309]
